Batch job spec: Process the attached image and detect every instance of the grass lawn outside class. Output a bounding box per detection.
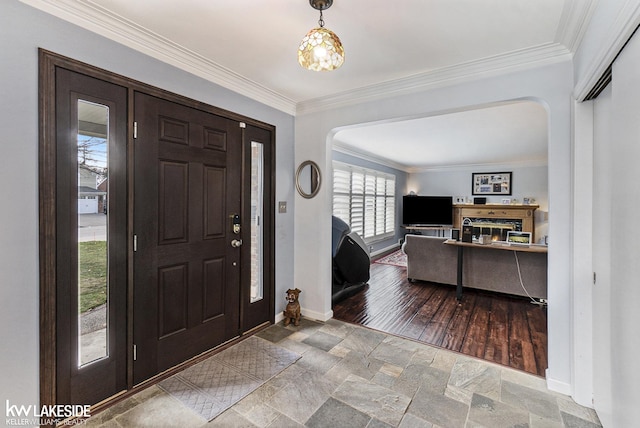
[79,240,107,313]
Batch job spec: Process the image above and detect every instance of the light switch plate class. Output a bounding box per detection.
[278,201,287,213]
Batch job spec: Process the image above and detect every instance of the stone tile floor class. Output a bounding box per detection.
[84,318,602,427]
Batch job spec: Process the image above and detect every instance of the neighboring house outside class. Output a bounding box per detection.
[78,165,106,214]
[97,176,107,214]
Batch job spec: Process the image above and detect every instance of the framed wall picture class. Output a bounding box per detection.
[472,172,512,195]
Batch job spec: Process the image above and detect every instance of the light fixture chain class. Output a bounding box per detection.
[318,9,325,28]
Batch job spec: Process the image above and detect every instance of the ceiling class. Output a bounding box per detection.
[24,0,595,169]
[333,101,549,171]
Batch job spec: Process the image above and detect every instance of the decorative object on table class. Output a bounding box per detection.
[506,231,532,246]
[451,228,460,241]
[462,218,473,243]
[455,196,466,204]
[472,172,512,195]
[283,288,302,326]
[479,235,492,244]
[473,197,487,204]
[501,198,511,205]
[523,197,535,205]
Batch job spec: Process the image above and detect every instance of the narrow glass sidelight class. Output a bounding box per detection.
[250,142,264,303]
[77,100,109,367]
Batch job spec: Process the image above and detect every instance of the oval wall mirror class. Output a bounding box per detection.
[295,160,321,199]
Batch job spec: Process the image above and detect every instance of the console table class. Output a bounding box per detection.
[453,204,538,241]
[443,239,548,301]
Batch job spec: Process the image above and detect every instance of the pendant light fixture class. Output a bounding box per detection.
[298,0,344,71]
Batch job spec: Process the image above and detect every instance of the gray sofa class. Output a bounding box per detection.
[402,235,547,299]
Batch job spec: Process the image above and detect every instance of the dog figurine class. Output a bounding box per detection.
[283,288,302,326]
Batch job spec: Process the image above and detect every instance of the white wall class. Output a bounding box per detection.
[0,1,295,409]
[573,28,640,426]
[571,1,640,423]
[591,85,613,427]
[295,59,575,393]
[572,99,595,408]
[605,30,640,428]
[409,164,549,243]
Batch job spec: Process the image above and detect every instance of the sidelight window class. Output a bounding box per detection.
[250,142,264,303]
[77,100,109,367]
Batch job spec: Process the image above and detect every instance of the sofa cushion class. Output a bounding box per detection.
[403,235,458,286]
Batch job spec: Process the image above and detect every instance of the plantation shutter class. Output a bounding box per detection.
[332,161,396,242]
[332,168,351,224]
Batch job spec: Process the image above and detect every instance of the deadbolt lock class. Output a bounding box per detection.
[231,214,241,234]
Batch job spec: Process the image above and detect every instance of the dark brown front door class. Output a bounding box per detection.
[132,93,243,383]
[42,52,276,407]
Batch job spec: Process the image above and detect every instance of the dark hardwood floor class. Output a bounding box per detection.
[332,262,548,377]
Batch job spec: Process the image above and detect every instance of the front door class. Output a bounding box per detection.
[42,52,276,406]
[132,93,243,383]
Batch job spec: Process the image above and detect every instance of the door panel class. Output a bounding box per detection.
[204,167,226,238]
[133,93,242,383]
[158,160,189,243]
[55,68,127,405]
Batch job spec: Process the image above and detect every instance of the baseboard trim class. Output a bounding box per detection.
[370,243,401,258]
[275,307,333,323]
[545,369,572,396]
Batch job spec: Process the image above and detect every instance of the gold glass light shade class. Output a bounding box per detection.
[298,27,345,71]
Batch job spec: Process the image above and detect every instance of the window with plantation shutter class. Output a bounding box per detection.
[332,161,395,242]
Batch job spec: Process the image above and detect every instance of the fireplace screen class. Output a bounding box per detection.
[468,218,523,241]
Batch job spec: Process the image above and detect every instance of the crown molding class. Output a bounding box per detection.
[555,0,598,53]
[333,142,548,174]
[296,44,572,115]
[23,0,574,116]
[20,0,298,115]
[332,143,412,173]
[574,0,640,101]
[406,159,549,174]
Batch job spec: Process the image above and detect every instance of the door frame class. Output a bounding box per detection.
[39,49,276,409]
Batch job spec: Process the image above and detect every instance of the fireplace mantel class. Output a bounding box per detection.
[453,204,539,241]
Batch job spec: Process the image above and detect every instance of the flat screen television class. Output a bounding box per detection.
[402,195,453,227]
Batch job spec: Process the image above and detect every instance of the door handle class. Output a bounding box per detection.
[231,239,243,248]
